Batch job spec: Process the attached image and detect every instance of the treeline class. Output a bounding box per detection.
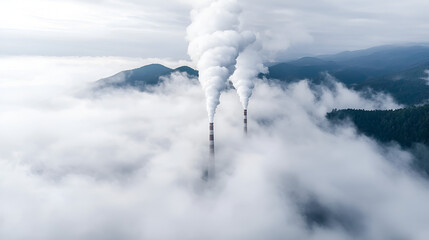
[326,105,429,147]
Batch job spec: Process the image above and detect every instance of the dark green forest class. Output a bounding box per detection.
[326,105,429,147]
[327,105,429,176]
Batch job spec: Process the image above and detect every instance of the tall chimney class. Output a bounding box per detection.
[208,122,215,179]
[244,109,248,134]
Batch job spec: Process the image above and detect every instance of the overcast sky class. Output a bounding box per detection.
[1,0,429,60]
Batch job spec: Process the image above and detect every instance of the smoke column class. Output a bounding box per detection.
[187,0,255,178]
[187,0,255,123]
[230,43,268,134]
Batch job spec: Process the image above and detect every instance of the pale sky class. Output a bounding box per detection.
[1,0,429,60]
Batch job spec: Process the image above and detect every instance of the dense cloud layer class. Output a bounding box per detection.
[1,57,429,239]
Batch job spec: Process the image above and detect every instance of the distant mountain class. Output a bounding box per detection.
[354,63,429,105]
[96,45,429,105]
[267,46,429,81]
[266,58,340,84]
[321,46,429,73]
[95,64,198,90]
[265,45,429,105]
[319,45,399,62]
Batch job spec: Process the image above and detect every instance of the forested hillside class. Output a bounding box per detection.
[326,105,429,147]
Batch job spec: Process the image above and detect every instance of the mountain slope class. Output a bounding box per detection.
[266,45,429,105]
[326,105,429,147]
[326,105,429,176]
[267,46,429,83]
[354,63,429,105]
[95,45,429,105]
[266,58,340,84]
[96,64,198,89]
[321,46,429,73]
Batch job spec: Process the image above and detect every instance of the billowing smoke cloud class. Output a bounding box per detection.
[229,41,267,110]
[2,57,429,240]
[186,0,255,123]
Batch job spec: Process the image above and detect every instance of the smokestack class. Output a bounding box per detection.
[244,109,247,134]
[208,122,215,179]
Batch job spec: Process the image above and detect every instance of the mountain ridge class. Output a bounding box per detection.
[95,45,429,105]
[95,64,198,90]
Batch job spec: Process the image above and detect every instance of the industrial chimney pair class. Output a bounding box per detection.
[207,109,247,180]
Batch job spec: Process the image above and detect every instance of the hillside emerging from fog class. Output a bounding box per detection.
[327,105,429,147]
[95,45,429,177]
[97,45,429,106]
[95,64,198,90]
[326,105,429,176]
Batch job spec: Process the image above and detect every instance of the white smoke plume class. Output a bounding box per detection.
[186,0,255,123]
[229,41,267,110]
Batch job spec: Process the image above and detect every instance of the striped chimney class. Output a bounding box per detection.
[244,109,248,134]
[208,122,215,179]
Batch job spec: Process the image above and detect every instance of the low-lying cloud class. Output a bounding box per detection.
[0,57,428,240]
[422,70,429,85]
